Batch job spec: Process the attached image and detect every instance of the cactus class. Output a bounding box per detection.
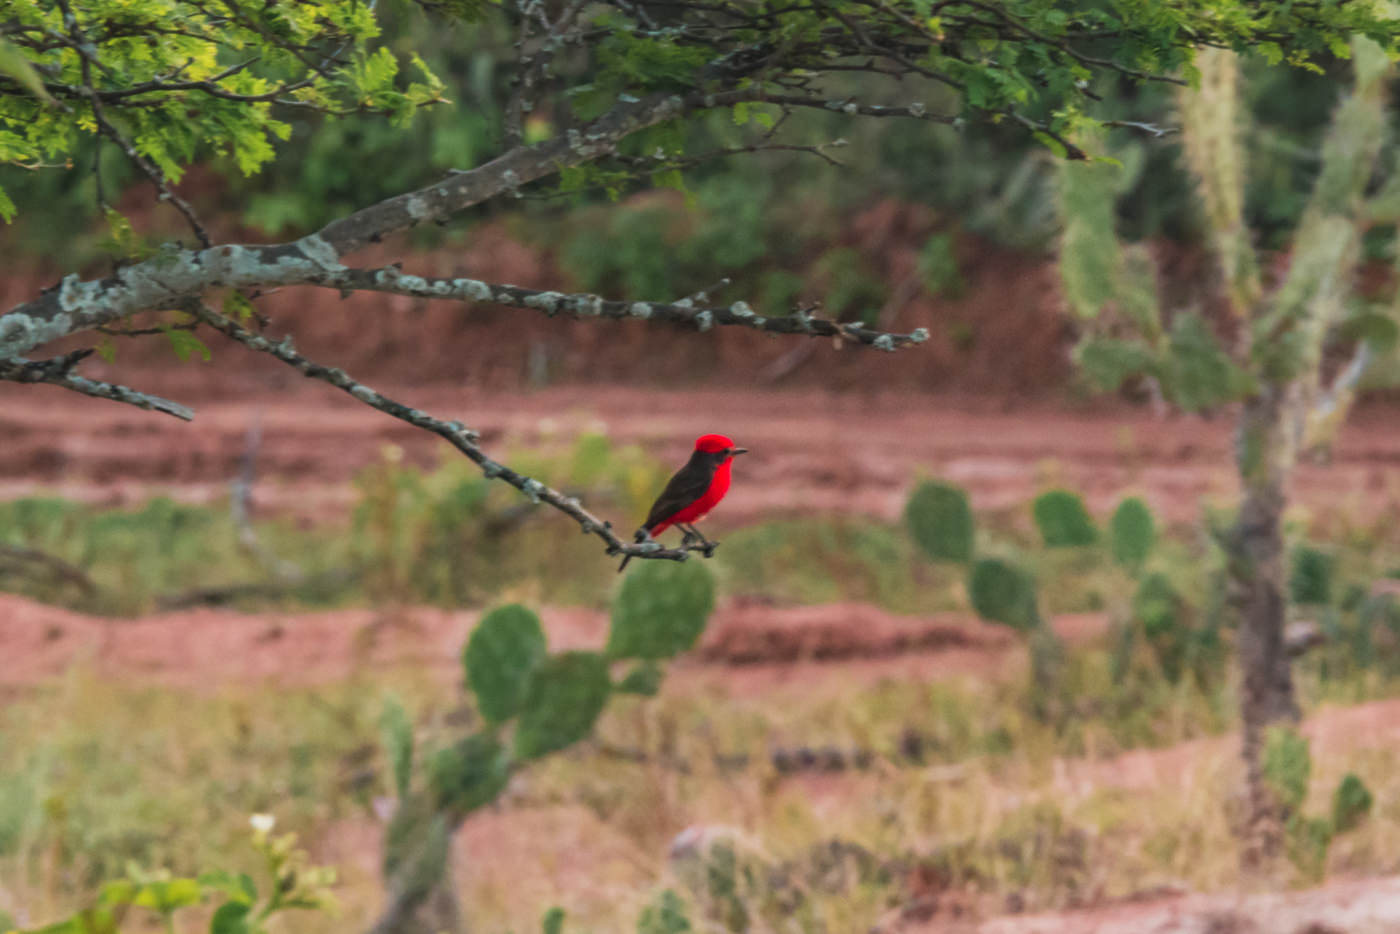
[1058,38,1397,861]
[1032,490,1097,547]
[379,695,414,799]
[903,480,975,562]
[464,603,548,724]
[967,558,1040,631]
[1290,545,1335,606]
[1260,728,1374,881]
[541,906,567,934]
[428,733,510,815]
[514,651,613,759]
[1109,496,1155,570]
[1134,573,1188,683]
[608,559,716,659]
[1331,773,1374,834]
[616,661,665,696]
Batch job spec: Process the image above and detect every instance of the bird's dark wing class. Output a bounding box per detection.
[641,461,714,531]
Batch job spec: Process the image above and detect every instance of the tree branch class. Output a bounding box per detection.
[186,302,718,563]
[330,265,932,349]
[0,349,195,421]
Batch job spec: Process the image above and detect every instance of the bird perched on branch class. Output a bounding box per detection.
[618,433,748,572]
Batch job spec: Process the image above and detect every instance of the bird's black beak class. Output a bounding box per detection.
[729,447,748,457]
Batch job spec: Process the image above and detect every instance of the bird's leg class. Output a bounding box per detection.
[679,522,719,557]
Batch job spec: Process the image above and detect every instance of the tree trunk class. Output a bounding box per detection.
[1228,386,1303,872]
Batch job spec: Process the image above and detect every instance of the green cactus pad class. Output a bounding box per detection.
[1032,490,1097,547]
[1332,773,1374,834]
[616,661,665,696]
[903,481,975,562]
[464,604,548,724]
[608,559,715,660]
[429,733,510,815]
[1110,497,1156,569]
[967,558,1039,631]
[514,651,612,760]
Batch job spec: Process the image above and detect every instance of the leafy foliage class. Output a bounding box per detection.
[904,481,975,563]
[16,819,337,934]
[0,0,443,220]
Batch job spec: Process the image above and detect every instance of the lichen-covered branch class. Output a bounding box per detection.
[0,349,194,421]
[188,302,711,564]
[333,266,930,349]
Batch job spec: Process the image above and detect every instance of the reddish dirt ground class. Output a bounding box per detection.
[5,384,1400,533]
[0,592,1092,694]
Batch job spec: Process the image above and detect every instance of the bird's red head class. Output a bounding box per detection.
[694,433,748,457]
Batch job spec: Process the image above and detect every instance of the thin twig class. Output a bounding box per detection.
[0,350,195,420]
[187,301,715,564]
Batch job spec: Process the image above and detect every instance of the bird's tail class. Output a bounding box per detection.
[617,528,648,573]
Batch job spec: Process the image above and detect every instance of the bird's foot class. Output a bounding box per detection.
[700,539,720,558]
[680,530,699,547]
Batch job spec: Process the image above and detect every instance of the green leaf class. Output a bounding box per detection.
[615,661,664,696]
[197,871,257,904]
[464,604,547,724]
[904,481,974,563]
[608,560,715,660]
[133,878,202,912]
[1332,773,1373,834]
[1262,726,1311,813]
[0,37,54,105]
[967,558,1039,631]
[210,901,252,934]
[0,184,14,223]
[1032,131,1067,159]
[514,652,612,760]
[222,291,256,322]
[160,327,211,363]
[1032,490,1097,547]
[95,338,117,364]
[428,733,510,814]
[379,695,414,799]
[1109,497,1155,569]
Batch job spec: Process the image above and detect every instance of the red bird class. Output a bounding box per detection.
[617,433,748,572]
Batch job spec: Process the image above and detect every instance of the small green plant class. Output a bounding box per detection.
[15,816,336,934]
[1261,726,1373,882]
[1290,545,1335,606]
